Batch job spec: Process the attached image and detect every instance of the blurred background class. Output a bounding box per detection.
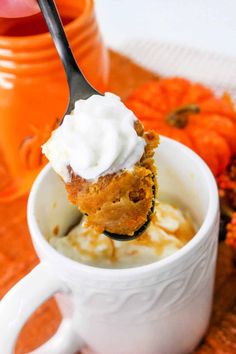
[95,0,236,96]
[96,0,235,56]
[0,0,236,200]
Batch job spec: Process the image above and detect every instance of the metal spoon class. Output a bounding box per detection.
[38,0,155,241]
[37,0,100,117]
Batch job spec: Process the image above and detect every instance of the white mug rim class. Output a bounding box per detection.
[27,136,219,277]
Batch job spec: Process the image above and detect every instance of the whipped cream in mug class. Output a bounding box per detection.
[42,93,146,181]
[48,202,195,268]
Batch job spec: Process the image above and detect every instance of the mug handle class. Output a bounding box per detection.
[0,262,81,354]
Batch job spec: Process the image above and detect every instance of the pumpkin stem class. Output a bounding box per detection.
[166,104,200,129]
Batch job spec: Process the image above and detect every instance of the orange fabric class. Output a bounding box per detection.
[0,182,62,353]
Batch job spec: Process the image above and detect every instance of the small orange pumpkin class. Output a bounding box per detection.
[125,78,236,176]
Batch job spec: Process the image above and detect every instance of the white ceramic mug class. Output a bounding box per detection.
[0,137,219,354]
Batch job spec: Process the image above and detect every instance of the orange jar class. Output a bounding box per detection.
[0,0,109,200]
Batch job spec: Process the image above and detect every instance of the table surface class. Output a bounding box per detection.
[0,50,236,354]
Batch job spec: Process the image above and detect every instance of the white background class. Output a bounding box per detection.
[95,0,236,99]
[95,0,235,57]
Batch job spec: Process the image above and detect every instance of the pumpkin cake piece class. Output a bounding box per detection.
[66,123,159,236]
[43,93,159,237]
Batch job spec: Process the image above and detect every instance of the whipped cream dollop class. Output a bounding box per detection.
[42,93,146,181]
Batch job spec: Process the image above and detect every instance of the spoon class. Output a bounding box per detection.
[37,0,100,118]
[37,0,155,241]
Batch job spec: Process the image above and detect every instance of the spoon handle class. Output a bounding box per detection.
[37,0,99,110]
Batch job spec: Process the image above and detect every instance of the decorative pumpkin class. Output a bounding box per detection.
[218,155,236,210]
[226,213,236,250]
[218,155,236,245]
[125,78,236,176]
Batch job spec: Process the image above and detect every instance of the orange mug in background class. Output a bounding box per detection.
[0,0,109,201]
